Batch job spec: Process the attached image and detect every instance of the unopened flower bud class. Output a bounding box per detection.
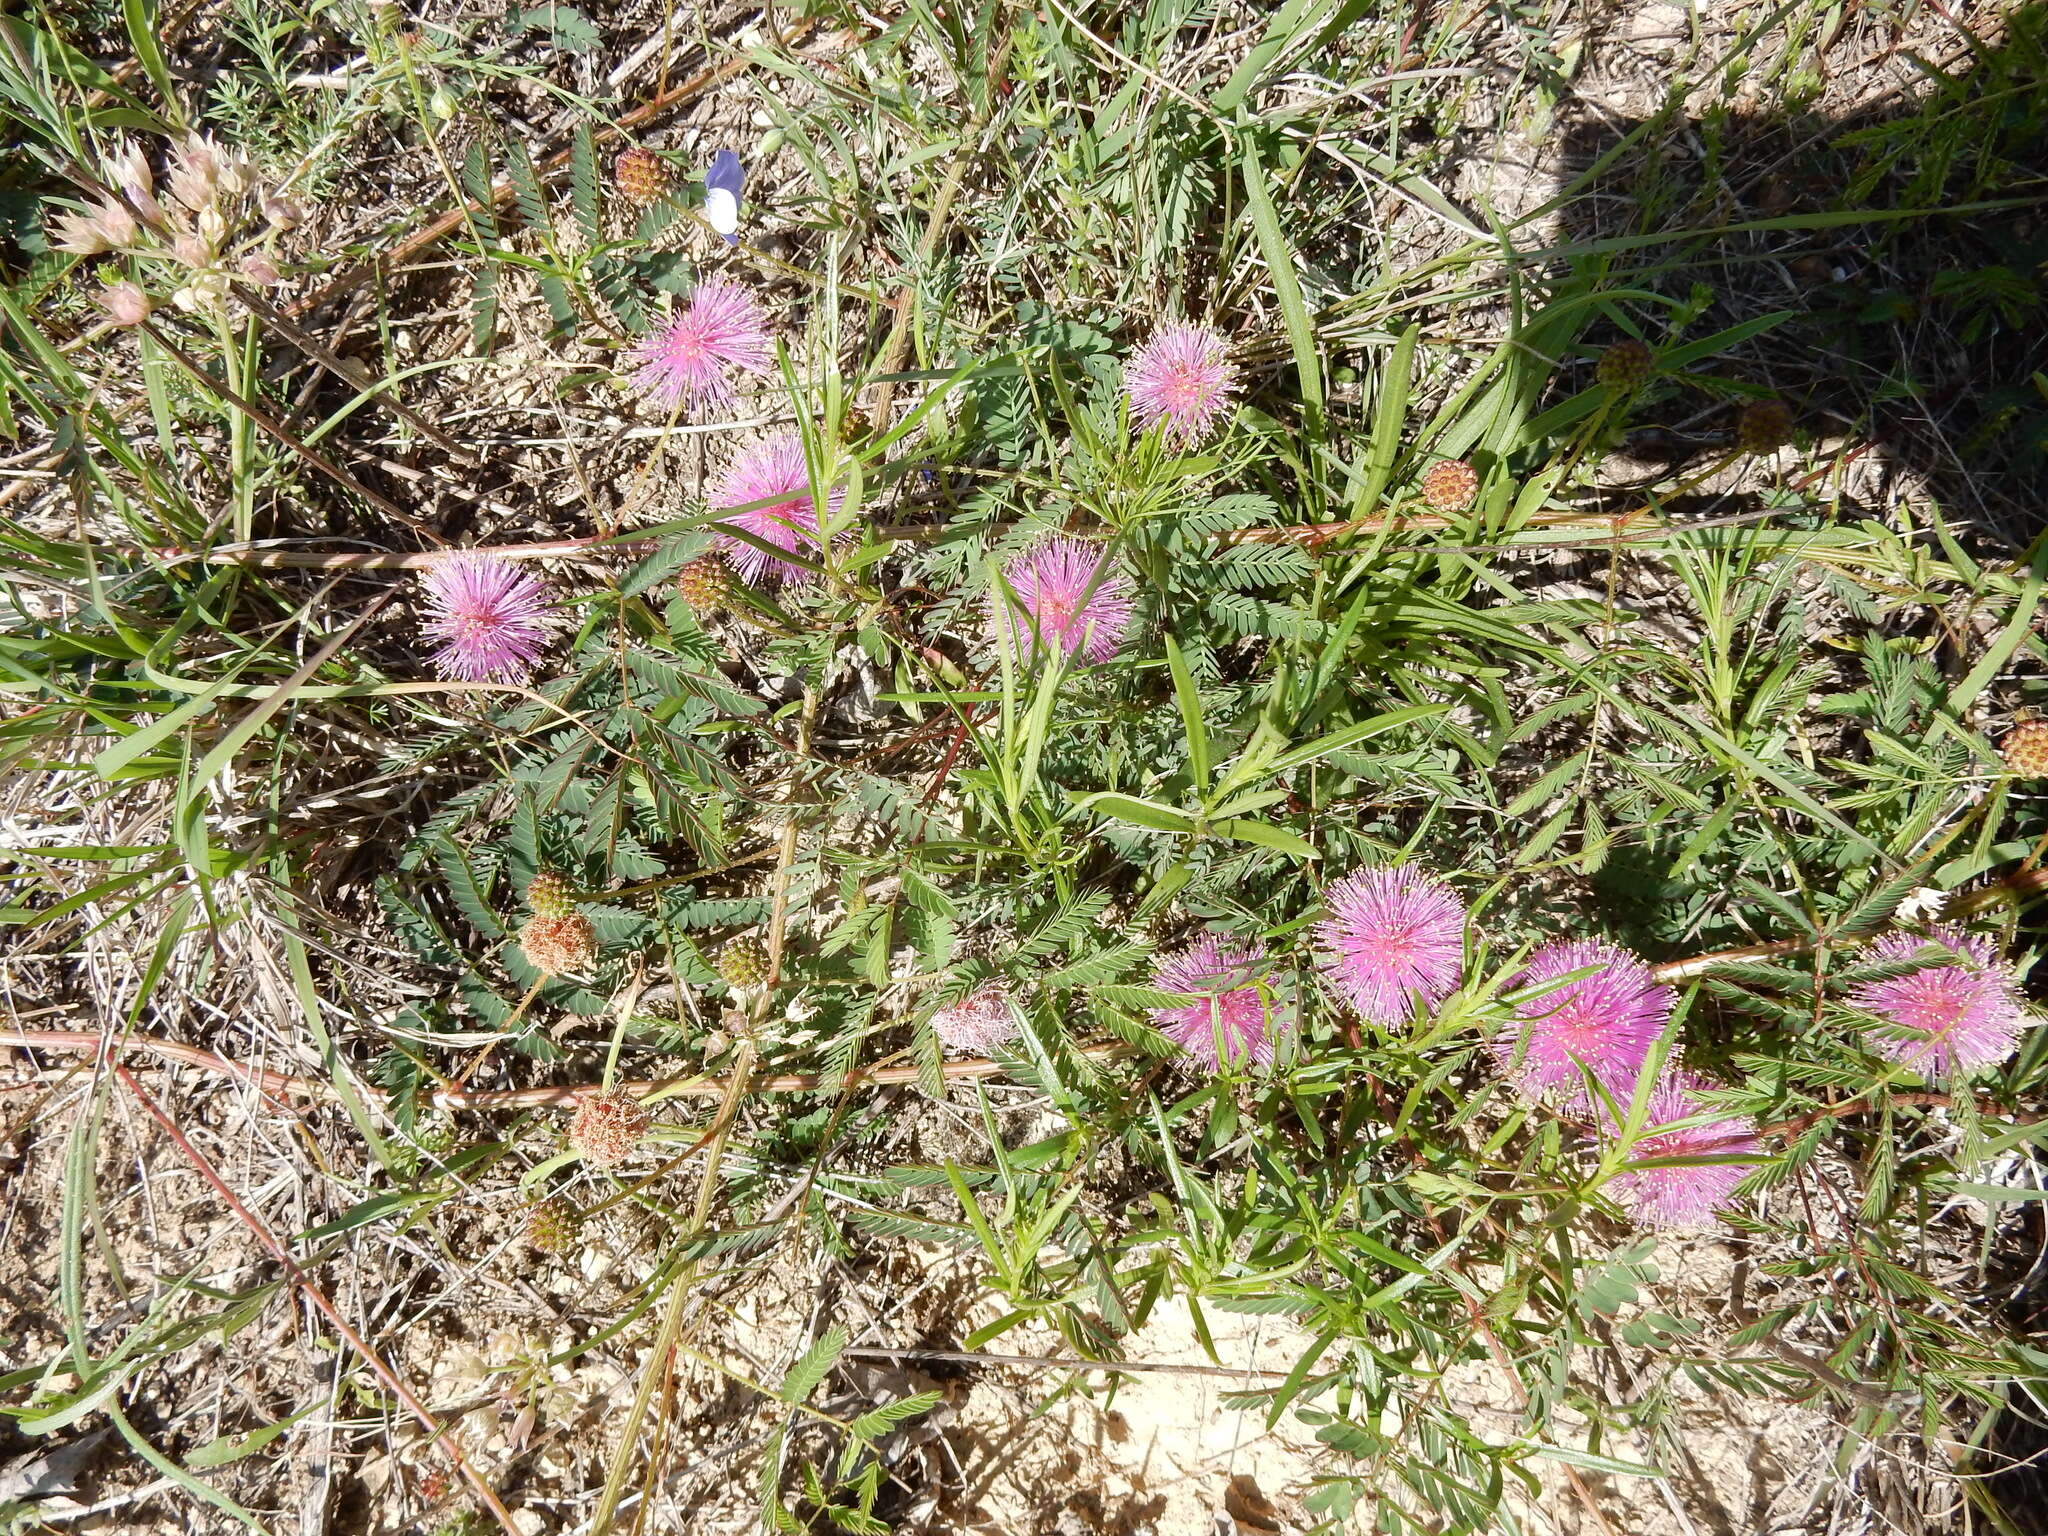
[237,254,282,286]
[99,281,151,327]
[525,872,577,919]
[716,936,771,992]
[1420,458,1479,513]
[262,193,303,230]
[196,205,229,247]
[1736,398,1794,456]
[2002,721,2048,777]
[523,1196,583,1255]
[170,232,209,269]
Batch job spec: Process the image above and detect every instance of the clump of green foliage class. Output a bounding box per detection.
[3,2,2047,1533]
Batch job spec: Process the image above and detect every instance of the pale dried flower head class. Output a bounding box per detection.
[53,200,138,256]
[520,912,596,976]
[168,136,222,211]
[98,282,151,327]
[104,138,163,221]
[569,1090,650,1169]
[171,271,230,313]
[930,982,1020,1055]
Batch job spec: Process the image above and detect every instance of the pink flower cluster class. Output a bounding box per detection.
[1148,934,1292,1068]
[627,278,772,415]
[1488,935,1758,1228]
[1849,926,2028,1076]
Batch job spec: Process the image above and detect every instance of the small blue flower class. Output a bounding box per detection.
[704,149,743,245]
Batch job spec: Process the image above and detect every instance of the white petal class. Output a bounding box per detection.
[704,188,740,235]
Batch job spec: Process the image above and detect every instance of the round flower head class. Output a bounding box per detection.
[1313,867,1465,1026]
[930,982,1020,1056]
[1849,925,2030,1076]
[1605,1071,1761,1229]
[989,537,1135,666]
[1495,939,1672,1103]
[1150,934,1291,1069]
[520,912,596,976]
[627,278,771,413]
[1124,321,1238,446]
[419,553,552,682]
[711,434,844,584]
[569,1090,650,1170]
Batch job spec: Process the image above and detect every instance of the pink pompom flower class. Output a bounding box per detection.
[627,279,771,413]
[1149,934,1291,1069]
[930,982,1021,1056]
[1849,926,2031,1076]
[989,536,1135,665]
[1313,866,1466,1026]
[419,553,553,681]
[1494,939,1672,1103]
[1605,1071,1762,1228]
[711,434,843,584]
[1124,321,1238,446]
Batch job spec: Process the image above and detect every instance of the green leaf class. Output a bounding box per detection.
[1239,134,1324,426]
[779,1327,847,1404]
[186,1402,321,1468]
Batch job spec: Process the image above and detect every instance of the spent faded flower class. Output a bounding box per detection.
[988,536,1135,665]
[105,138,164,223]
[1850,925,2030,1076]
[568,1090,650,1170]
[627,279,771,412]
[1125,321,1238,446]
[52,200,138,256]
[419,553,553,681]
[1605,1071,1761,1229]
[930,982,1021,1055]
[1313,866,1465,1026]
[1495,939,1671,1103]
[1150,934,1291,1069]
[99,282,150,327]
[711,434,843,584]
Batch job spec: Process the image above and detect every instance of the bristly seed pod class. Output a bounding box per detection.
[569,1089,650,1169]
[1736,398,1794,455]
[675,555,734,613]
[1595,337,1654,394]
[2002,721,2048,777]
[614,147,669,207]
[716,936,772,991]
[523,1196,583,1255]
[521,912,597,975]
[526,871,577,919]
[1420,458,1479,513]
